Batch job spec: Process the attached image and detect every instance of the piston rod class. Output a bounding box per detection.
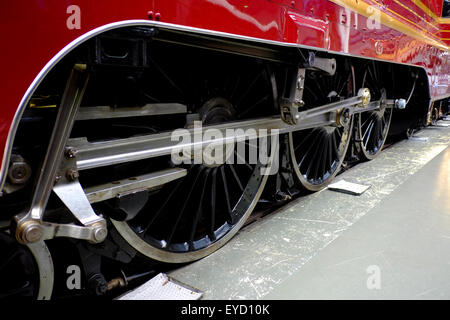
[68,89,371,171]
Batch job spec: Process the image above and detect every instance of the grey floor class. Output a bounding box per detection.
[168,122,450,300]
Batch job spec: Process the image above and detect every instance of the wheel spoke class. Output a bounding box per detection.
[337,72,351,96]
[364,120,375,147]
[314,77,326,100]
[294,129,316,152]
[368,65,376,85]
[326,136,333,170]
[189,169,211,249]
[234,150,253,171]
[320,136,329,178]
[209,168,218,241]
[142,175,186,234]
[377,119,383,144]
[362,117,374,140]
[361,113,373,129]
[229,165,244,192]
[298,130,323,167]
[166,167,204,246]
[370,120,378,149]
[305,132,324,178]
[331,130,339,159]
[221,166,235,223]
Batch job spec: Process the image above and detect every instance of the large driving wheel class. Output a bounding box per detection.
[109,49,277,263]
[289,61,355,191]
[355,62,393,160]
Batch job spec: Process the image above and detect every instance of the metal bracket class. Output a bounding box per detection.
[53,156,105,227]
[307,52,336,75]
[280,68,305,125]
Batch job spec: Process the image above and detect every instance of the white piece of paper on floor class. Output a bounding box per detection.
[117,273,203,300]
[408,136,429,142]
[327,179,370,195]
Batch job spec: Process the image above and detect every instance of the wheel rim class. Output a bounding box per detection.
[108,50,277,263]
[356,62,393,160]
[112,155,270,263]
[290,63,354,191]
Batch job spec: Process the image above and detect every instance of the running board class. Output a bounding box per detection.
[84,168,187,204]
[76,103,187,120]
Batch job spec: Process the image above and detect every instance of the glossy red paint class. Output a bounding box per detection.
[0,0,448,179]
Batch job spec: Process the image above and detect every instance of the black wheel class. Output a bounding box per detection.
[289,61,355,191]
[355,62,393,160]
[0,231,39,299]
[107,46,278,263]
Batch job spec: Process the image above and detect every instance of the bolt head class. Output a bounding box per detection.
[66,168,79,181]
[18,221,43,243]
[25,225,42,243]
[8,161,31,185]
[395,99,406,109]
[93,226,107,242]
[65,147,77,159]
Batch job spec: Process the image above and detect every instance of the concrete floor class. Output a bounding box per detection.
[168,122,450,300]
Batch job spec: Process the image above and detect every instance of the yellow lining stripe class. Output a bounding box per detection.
[329,0,449,50]
[386,0,450,41]
[408,0,450,24]
[391,0,439,30]
[372,0,434,35]
[434,30,450,34]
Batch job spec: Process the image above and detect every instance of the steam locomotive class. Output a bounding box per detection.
[0,0,448,299]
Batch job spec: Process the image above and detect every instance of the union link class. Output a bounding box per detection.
[13,64,107,245]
